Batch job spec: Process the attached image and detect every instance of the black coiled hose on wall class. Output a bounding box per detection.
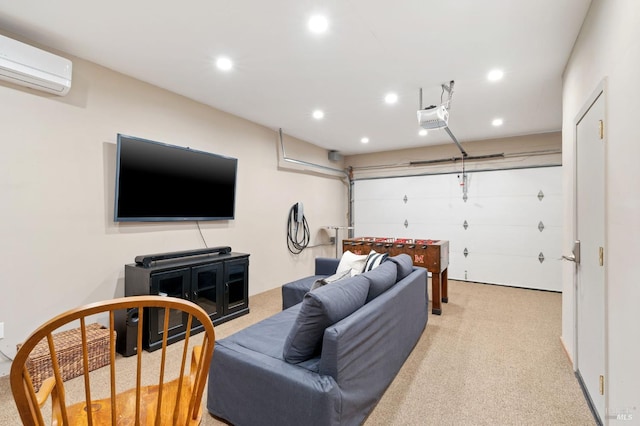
[287,204,310,254]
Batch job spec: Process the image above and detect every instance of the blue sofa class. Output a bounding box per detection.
[206,254,428,426]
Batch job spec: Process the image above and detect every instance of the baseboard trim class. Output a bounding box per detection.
[575,370,603,426]
[559,336,573,364]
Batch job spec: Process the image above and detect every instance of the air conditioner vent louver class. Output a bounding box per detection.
[0,35,72,96]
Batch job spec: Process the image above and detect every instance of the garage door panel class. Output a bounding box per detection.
[452,252,562,291]
[353,166,562,291]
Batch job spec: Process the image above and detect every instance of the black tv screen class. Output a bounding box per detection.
[114,134,237,222]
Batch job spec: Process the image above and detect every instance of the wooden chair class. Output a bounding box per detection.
[10,296,215,426]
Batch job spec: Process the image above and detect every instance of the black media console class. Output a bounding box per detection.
[117,248,249,356]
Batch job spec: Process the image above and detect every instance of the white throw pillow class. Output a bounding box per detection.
[336,250,367,276]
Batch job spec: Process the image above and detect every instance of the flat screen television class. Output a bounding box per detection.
[114,134,237,222]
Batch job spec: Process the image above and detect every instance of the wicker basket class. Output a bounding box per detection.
[18,323,114,391]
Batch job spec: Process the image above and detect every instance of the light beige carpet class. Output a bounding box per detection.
[0,279,595,425]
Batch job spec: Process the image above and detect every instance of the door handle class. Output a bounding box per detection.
[562,240,581,264]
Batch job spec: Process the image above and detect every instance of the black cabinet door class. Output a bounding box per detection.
[191,262,224,325]
[224,258,249,315]
[122,252,249,355]
[148,268,189,349]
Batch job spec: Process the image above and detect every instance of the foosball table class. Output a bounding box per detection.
[342,237,449,315]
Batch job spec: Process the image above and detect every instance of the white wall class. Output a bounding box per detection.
[0,43,346,375]
[562,0,640,416]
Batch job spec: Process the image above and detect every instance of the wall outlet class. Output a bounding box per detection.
[329,236,336,244]
[0,322,4,339]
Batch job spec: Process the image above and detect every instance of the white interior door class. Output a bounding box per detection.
[575,90,606,422]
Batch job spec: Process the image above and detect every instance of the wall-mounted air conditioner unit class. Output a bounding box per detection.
[0,34,72,96]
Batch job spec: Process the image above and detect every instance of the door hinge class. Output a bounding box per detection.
[599,375,605,395]
[599,247,604,266]
[599,120,604,139]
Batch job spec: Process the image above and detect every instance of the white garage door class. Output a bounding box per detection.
[353,166,562,291]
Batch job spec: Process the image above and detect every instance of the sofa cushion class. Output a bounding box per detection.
[283,275,370,363]
[224,304,301,359]
[363,250,388,272]
[388,254,414,281]
[282,275,327,310]
[310,269,351,291]
[336,250,367,276]
[362,260,398,302]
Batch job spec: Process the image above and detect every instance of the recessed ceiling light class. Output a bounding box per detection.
[384,93,398,104]
[487,69,504,81]
[308,15,329,33]
[419,129,428,136]
[312,110,324,120]
[216,56,233,71]
[361,137,369,144]
[492,118,504,126]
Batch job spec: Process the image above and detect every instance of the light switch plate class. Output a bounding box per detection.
[0,322,4,339]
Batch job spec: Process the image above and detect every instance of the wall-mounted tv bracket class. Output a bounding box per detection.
[135,246,232,268]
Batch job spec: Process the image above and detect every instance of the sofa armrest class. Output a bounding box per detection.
[318,268,428,424]
[281,258,339,310]
[315,257,339,275]
[207,341,342,426]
